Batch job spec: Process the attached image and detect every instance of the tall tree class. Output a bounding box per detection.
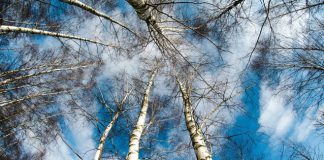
[176,77,212,160]
[1,0,323,159]
[126,68,157,160]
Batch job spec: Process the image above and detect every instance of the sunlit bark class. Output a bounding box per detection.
[0,90,69,107]
[126,69,157,160]
[127,0,162,33]
[94,111,120,160]
[0,25,111,46]
[60,0,138,36]
[177,78,212,160]
[94,90,132,160]
[0,62,96,86]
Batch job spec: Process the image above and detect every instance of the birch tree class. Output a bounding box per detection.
[176,77,212,160]
[0,60,99,158]
[94,85,132,160]
[1,0,323,159]
[126,68,157,160]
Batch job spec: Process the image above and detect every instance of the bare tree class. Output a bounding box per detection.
[94,85,132,160]
[1,0,323,159]
[176,77,212,160]
[126,68,158,160]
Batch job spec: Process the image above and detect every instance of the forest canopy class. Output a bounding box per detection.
[0,0,323,159]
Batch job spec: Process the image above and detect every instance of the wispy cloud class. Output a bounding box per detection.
[258,82,295,138]
[258,81,321,143]
[44,137,74,160]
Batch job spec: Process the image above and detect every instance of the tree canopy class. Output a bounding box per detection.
[0,0,323,159]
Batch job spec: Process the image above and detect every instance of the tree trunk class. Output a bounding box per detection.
[126,0,162,33]
[60,0,137,36]
[126,70,157,160]
[0,90,70,107]
[0,25,110,46]
[177,79,212,160]
[0,62,96,86]
[94,111,120,160]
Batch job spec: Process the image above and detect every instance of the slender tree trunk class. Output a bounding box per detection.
[60,0,137,36]
[94,111,120,160]
[0,62,95,86]
[94,85,132,159]
[0,90,70,107]
[126,70,157,160]
[0,25,111,46]
[177,79,212,160]
[0,64,60,77]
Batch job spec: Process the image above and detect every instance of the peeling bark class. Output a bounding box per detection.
[177,79,212,160]
[126,70,157,160]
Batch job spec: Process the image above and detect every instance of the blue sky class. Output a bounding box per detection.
[1,0,323,159]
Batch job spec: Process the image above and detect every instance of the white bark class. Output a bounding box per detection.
[94,111,120,160]
[0,90,69,107]
[0,64,58,77]
[94,90,132,160]
[0,25,111,46]
[126,70,157,160]
[60,0,137,36]
[0,62,96,86]
[177,79,212,160]
[126,0,162,33]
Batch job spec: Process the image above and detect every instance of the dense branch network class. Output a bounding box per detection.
[0,0,323,159]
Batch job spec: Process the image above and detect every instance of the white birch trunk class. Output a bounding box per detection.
[94,90,132,160]
[177,80,212,160]
[60,0,137,36]
[126,70,157,160]
[94,111,120,160]
[0,62,95,86]
[0,90,69,107]
[126,0,162,33]
[0,64,58,77]
[0,25,111,46]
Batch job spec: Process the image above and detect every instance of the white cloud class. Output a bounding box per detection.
[258,81,321,144]
[258,83,295,138]
[63,110,96,159]
[44,137,74,160]
[293,107,321,142]
[294,117,314,142]
[271,7,309,44]
[275,110,295,137]
[19,123,76,160]
[101,54,141,77]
